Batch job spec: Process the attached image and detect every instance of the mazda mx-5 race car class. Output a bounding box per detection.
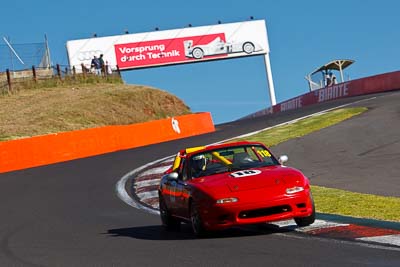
[158,141,315,237]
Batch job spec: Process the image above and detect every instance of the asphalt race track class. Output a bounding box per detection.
[1,91,400,266]
[272,90,400,197]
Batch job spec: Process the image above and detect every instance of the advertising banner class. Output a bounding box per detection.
[66,20,269,71]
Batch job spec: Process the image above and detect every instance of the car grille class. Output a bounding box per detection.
[238,205,292,219]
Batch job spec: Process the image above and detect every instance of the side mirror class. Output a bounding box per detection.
[167,172,179,181]
[279,155,288,165]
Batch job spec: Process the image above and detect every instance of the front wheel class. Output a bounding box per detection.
[190,201,206,237]
[294,194,315,227]
[159,195,180,231]
[191,48,204,59]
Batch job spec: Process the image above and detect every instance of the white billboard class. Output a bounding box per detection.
[66,20,270,71]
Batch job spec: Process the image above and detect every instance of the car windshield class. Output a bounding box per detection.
[189,144,279,178]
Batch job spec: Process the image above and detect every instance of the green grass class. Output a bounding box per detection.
[235,107,367,147]
[312,185,400,222]
[234,107,400,222]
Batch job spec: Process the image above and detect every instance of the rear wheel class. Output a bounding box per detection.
[190,201,206,237]
[159,195,180,231]
[294,194,316,227]
[242,42,255,54]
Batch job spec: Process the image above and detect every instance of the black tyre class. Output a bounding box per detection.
[190,201,206,237]
[192,47,204,59]
[294,194,316,227]
[159,195,180,231]
[242,42,255,54]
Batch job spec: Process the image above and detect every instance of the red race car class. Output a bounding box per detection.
[158,141,315,236]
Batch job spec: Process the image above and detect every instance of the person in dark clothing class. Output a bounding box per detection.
[99,54,105,74]
[91,56,101,75]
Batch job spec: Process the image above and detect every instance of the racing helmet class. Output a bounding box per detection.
[192,154,207,172]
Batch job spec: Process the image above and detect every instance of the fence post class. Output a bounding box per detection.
[6,69,12,93]
[72,66,76,77]
[116,65,121,78]
[56,64,62,80]
[102,65,106,77]
[32,65,37,82]
[81,63,86,78]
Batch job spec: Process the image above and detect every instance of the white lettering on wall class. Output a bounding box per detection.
[318,83,349,102]
[280,97,302,112]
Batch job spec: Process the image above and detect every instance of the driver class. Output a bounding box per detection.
[233,152,254,165]
[191,154,207,178]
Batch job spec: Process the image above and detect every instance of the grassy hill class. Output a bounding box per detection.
[0,82,191,141]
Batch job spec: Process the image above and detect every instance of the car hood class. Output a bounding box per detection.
[198,165,305,193]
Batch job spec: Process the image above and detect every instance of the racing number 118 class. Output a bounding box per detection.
[258,150,271,157]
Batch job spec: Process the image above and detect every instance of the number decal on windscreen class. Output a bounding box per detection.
[257,150,271,157]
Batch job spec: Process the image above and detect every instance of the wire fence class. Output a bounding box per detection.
[0,38,124,94]
[0,40,50,72]
[0,64,122,95]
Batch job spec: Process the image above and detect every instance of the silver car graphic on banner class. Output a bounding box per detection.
[184,37,263,59]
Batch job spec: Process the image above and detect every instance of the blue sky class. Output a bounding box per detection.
[1,0,399,123]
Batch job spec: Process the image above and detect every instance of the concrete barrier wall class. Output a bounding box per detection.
[0,112,215,173]
[244,70,400,118]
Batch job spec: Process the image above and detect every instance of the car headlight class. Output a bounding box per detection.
[216,197,238,204]
[286,186,304,194]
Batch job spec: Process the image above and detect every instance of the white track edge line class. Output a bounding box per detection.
[357,234,400,246]
[115,155,174,215]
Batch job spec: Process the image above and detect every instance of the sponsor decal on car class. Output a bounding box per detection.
[230,169,261,178]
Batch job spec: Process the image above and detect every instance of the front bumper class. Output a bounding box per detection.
[200,192,313,230]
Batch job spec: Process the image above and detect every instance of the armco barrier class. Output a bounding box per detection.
[243,70,400,119]
[0,112,215,173]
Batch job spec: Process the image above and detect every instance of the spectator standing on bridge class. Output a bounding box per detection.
[325,72,332,87]
[331,73,337,85]
[91,56,101,75]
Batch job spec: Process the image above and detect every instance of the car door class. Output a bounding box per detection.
[161,174,180,215]
[174,159,191,219]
